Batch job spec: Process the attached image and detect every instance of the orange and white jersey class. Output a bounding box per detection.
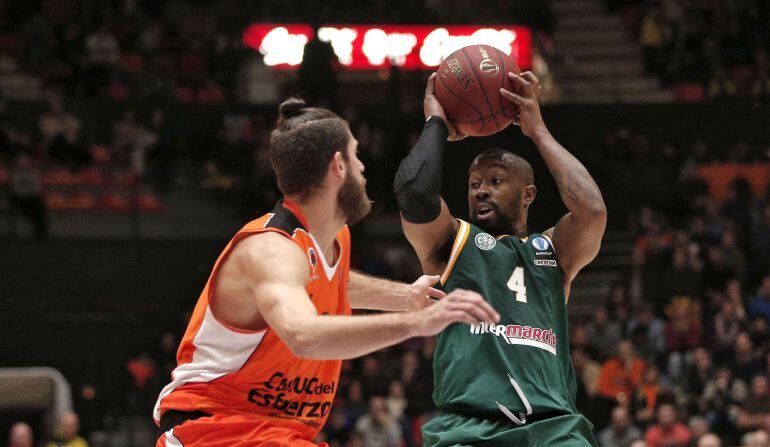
[153,199,351,440]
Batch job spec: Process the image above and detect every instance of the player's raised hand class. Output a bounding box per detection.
[424,73,467,141]
[413,289,500,337]
[405,275,446,311]
[500,71,547,139]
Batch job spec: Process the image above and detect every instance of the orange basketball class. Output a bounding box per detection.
[434,44,520,137]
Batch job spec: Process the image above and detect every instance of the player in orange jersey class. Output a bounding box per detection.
[154,98,500,447]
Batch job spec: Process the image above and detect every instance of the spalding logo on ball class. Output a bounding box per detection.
[435,44,521,137]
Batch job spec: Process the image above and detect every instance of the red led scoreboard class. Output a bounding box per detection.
[243,24,532,70]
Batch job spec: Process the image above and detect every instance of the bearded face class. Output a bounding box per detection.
[468,164,525,236]
[337,164,372,226]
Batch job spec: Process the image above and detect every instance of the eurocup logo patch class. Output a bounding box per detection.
[475,233,497,250]
[307,248,318,271]
[531,237,550,251]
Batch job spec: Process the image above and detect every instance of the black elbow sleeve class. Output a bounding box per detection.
[393,116,447,223]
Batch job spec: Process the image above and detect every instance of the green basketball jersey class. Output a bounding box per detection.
[433,219,581,422]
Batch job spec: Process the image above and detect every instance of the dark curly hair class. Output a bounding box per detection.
[269,98,350,199]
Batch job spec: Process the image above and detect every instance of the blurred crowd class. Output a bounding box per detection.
[613,0,770,100]
[8,413,89,447]
[0,0,553,103]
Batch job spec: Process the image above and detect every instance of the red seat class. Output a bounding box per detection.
[673,83,704,102]
[99,192,132,213]
[42,168,83,186]
[137,192,165,214]
[45,192,71,211]
[120,53,144,72]
[69,191,98,212]
[81,167,107,186]
[90,145,111,164]
[113,170,137,186]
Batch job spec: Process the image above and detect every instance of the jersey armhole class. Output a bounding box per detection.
[439,219,471,285]
[208,228,296,334]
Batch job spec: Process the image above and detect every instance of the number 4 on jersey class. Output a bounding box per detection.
[506,267,528,303]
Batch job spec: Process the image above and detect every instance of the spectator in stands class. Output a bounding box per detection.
[343,380,367,429]
[572,348,601,399]
[754,211,770,279]
[745,430,770,447]
[697,433,722,447]
[8,422,33,447]
[736,376,770,432]
[147,108,174,193]
[385,380,407,422]
[748,315,770,353]
[685,347,714,398]
[731,333,764,383]
[638,5,664,74]
[299,24,337,107]
[702,367,747,436]
[634,364,669,427]
[112,109,156,176]
[607,285,631,324]
[39,94,87,169]
[599,406,643,447]
[10,153,47,237]
[712,300,743,357]
[644,403,692,447]
[750,53,770,101]
[750,276,770,323]
[354,396,402,447]
[707,68,738,101]
[124,352,158,416]
[627,304,666,360]
[587,306,623,360]
[47,411,88,447]
[598,340,646,406]
[663,297,703,375]
[345,432,365,447]
[689,415,711,444]
[83,21,120,95]
[661,248,701,302]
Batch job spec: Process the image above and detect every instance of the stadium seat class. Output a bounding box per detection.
[673,83,705,102]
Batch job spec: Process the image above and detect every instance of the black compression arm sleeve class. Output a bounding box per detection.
[393,116,448,223]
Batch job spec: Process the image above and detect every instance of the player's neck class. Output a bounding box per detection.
[289,193,345,260]
[512,214,528,238]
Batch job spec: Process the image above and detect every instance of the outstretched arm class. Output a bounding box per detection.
[501,72,607,283]
[348,271,445,311]
[394,73,464,275]
[234,233,498,360]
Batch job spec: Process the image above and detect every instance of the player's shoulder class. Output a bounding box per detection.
[231,230,308,281]
[256,200,308,235]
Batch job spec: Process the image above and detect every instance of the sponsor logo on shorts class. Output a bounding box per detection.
[534,259,557,267]
[247,371,335,428]
[470,322,558,355]
[475,232,497,250]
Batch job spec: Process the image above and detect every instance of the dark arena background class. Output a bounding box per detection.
[1,0,769,446]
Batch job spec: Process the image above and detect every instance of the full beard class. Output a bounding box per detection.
[337,171,372,226]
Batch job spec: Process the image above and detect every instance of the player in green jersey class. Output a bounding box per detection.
[393,72,607,446]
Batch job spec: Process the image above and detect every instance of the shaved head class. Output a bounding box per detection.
[467,148,537,236]
[470,148,534,186]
